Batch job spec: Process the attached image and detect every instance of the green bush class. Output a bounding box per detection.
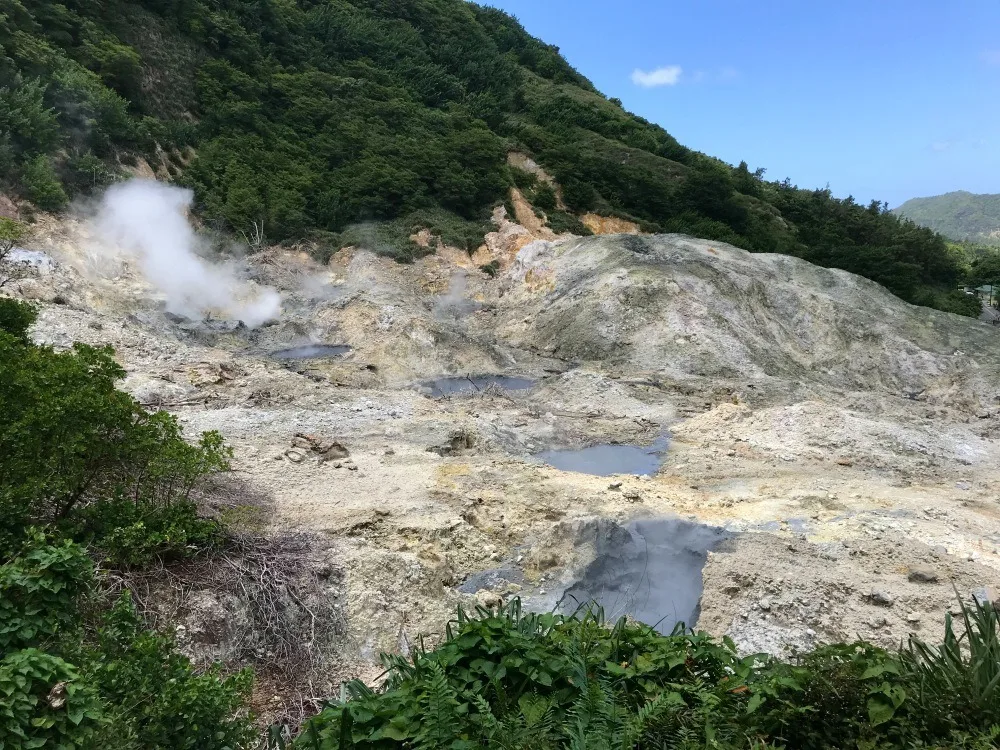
[545,210,593,236]
[0,322,231,563]
[0,648,105,749]
[70,499,222,568]
[0,536,254,750]
[294,602,750,749]
[903,596,1000,737]
[0,298,36,343]
[0,534,92,645]
[91,595,254,750]
[480,259,501,277]
[533,183,558,211]
[0,78,61,157]
[21,154,69,211]
[919,289,984,318]
[294,598,1000,749]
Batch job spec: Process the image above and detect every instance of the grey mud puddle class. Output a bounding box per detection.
[559,519,731,632]
[460,518,730,633]
[272,344,352,359]
[419,375,536,397]
[534,435,669,477]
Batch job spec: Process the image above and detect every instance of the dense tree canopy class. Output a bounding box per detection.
[0,0,970,311]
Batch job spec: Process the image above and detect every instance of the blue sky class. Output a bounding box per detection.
[484,0,1000,207]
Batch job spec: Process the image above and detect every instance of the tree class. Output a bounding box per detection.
[968,252,1000,289]
[0,217,29,288]
[21,155,68,211]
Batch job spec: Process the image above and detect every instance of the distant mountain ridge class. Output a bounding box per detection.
[893,191,1000,244]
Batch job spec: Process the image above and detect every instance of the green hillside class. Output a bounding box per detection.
[893,191,1000,245]
[0,0,974,313]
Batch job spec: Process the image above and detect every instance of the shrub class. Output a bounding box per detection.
[91,595,254,750]
[0,78,61,157]
[294,598,1000,749]
[480,259,501,277]
[0,536,254,750]
[0,330,231,563]
[902,596,1000,737]
[21,154,69,211]
[0,297,38,344]
[545,210,593,236]
[533,183,558,211]
[0,534,92,644]
[70,499,223,568]
[295,602,750,749]
[0,649,105,749]
[918,289,984,318]
[0,219,32,288]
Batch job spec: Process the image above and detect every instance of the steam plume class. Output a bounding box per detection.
[93,180,281,327]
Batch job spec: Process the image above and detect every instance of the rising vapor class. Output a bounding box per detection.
[93,179,281,327]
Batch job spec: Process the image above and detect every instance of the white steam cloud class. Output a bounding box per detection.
[93,180,281,327]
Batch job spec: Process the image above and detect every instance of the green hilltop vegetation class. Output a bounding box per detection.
[0,0,983,316]
[894,191,1000,245]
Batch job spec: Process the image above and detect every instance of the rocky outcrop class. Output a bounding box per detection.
[497,234,1000,410]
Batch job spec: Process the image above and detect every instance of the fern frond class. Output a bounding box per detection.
[414,661,461,750]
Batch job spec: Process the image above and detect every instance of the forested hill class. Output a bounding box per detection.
[893,191,1000,245]
[0,0,973,313]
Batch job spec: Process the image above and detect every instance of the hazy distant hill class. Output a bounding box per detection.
[894,191,1000,244]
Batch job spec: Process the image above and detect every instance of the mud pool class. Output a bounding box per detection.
[560,519,730,632]
[419,375,536,397]
[271,344,352,359]
[535,435,669,477]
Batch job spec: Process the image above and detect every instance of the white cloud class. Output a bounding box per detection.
[930,141,953,152]
[631,65,683,88]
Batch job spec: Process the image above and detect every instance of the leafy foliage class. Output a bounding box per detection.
[90,594,254,750]
[293,599,1000,749]
[0,307,253,748]
[902,594,1000,736]
[0,648,105,749]
[0,301,229,563]
[0,0,969,312]
[0,536,253,750]
[0,296,37,340]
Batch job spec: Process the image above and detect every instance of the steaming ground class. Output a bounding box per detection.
[12,199,1000,686]
[93,180,281,326]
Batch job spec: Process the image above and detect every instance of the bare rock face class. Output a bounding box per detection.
[498,234,1000,410]
[0,193,19,220]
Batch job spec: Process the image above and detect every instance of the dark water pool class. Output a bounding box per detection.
[272,344,352,359]
[560,518,729,632]
[535,435,669,477]
[421,375,536,397]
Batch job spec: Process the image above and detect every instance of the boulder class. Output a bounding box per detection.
[907,567,940,584]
